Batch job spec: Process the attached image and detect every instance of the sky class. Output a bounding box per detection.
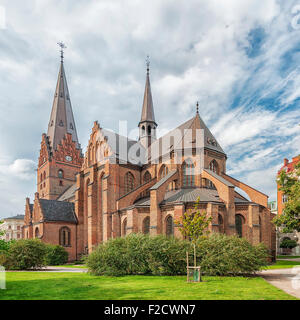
[0,0,299,218]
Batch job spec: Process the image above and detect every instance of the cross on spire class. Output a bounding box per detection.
[146,55,150,74]
[57,42,67,63]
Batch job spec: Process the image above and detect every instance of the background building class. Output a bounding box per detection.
[276,156,300,255]
[0,215,24,241]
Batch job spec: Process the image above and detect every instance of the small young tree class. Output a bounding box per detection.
[273,160,300,232]
[175,197,212,281]
[175,197,212,242]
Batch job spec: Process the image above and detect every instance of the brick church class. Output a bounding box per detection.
[23,50,276,261]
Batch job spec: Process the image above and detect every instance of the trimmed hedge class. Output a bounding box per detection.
[0,239,69,270]
[2,239,47,270]
[86,233,269,276]
[45,244,69,265]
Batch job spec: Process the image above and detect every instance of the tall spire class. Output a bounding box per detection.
[140,55,156,125]
[47,44,80,151]
[138,56,157,149]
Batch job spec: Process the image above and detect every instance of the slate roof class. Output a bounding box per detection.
[39,199,77,223]
[203,169,235,187]
[150,170,177,190]
[147,113,226,162]
[5,214,25,220]
[133,188,251,208]
[57,184,77,201]
[101,128,145,166]
[47,61,81,151]
[140,70,156,125]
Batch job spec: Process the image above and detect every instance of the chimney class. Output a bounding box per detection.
[283,158,289,166]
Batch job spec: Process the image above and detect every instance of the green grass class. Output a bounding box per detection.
[277,255,300,259]
[0,272,297,300]
[265,260,300,270]
[50,265,87,269]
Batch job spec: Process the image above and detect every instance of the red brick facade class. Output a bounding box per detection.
[23,59,276,261]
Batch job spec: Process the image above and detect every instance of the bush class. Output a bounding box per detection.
[45,245,68,265]
[0,239,15,253]
[195,233,269,276]
[4,239,47,270]
[87,233,269,276]
[280,239,298,249]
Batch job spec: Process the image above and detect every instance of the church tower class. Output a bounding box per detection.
[138,57,157,149]
[37,43,83,200]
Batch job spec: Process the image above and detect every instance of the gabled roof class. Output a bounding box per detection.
[102,128,145,166]
[47,61,80,151]
[147,112,225,161]
[39,199,77,223]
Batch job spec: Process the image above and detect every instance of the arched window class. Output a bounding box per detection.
[209,160,219,174]
[259,216,262,242]
[124,172,135,194]
[59,227,71,247]
[182,159,195,187]
[122,218,127,237]
[147,125,151,135]
[159,165,168,179]
[35,227,39,238]
[235,214,244,238]
[142,125,145,135]
[143,217,150,234]
[43,171,46,180]
[143,171,151,183]
[58,169,64,179]
[166,215,174,237]
[218,214,224,233]
[40,173,43,182]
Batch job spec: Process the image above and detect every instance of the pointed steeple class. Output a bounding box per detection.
[139,56,156,125]
[47,44,80,151]
[139,56,157,149]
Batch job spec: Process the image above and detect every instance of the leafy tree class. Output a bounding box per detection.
[175,197,212,242]
[0,220,4,237]
[280,238,298,249]
[273,159,300,232]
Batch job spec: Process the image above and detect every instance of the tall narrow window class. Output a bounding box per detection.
[235,215,244,238]
[143,217,150,234]
[218,214,224,234]
[159,165,168,179]
[182,159,195,187]
[124,172,134,194]
[209,160,219,174]
[143,171,151,183]
[58,169,64,179]
[59,227,71,247]
[35,227,39,238]
[122,218,127,237]
[166,216,174,237]
[259,216,262,242]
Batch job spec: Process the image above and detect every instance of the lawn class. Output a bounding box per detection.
[265,260,300,270]
[51,264,87,269]
[0,272,297,300]
[277,255,300,259]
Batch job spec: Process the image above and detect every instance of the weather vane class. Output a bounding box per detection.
[146,55,150,74]
[57,42,67,62]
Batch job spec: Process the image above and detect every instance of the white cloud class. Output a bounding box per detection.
[0,0,299,216]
